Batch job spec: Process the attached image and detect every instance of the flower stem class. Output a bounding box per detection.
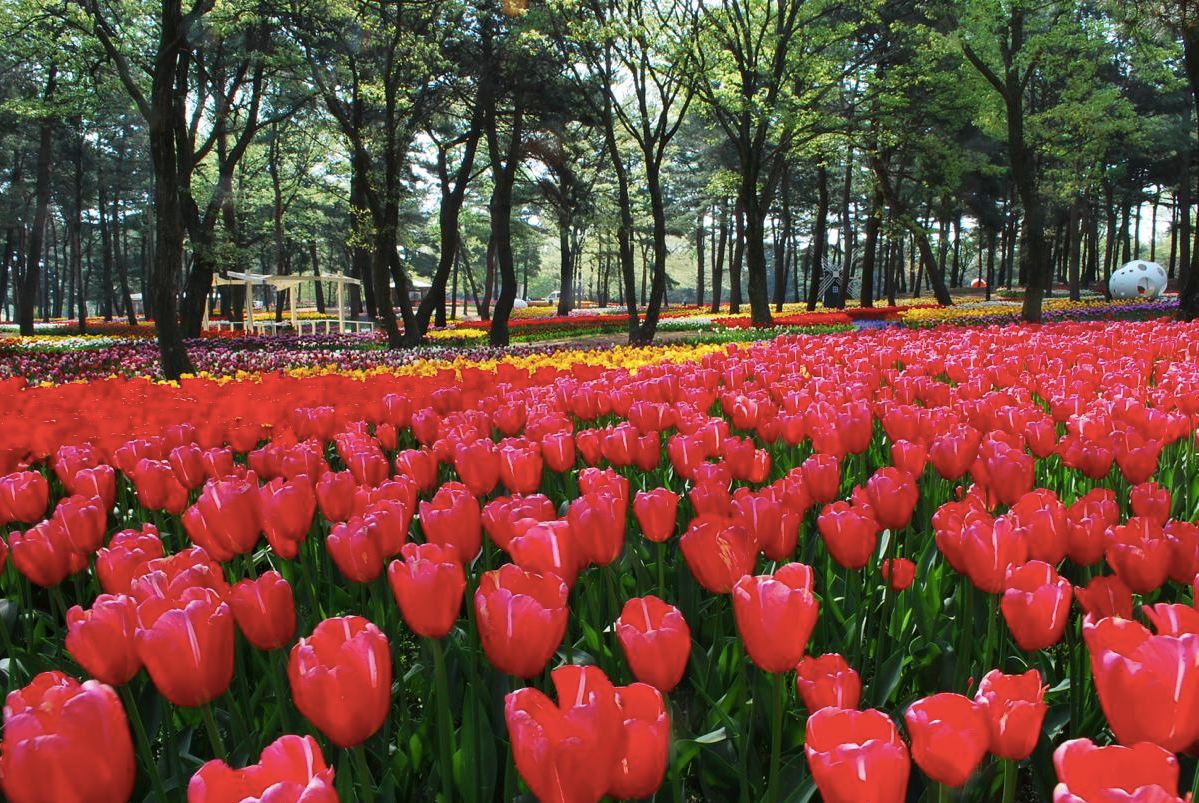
[352,744,378,803]
[200,702,226,758]
[1002,759,1018,803]
[430,638,456,803]
[768,671,785,803]
[120,685,167,801]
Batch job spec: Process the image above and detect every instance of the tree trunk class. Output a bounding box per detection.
[1068,196,1084,301]
[859,181,883,307]
[486,98,523,347]
[711,201,726,313]
[146,0,195,376]
[695,212,705,308]
[1180,28,1199,319]
[350,160,373,320]
[19,67,57,336]
[775,171,792,311]
[805,166,830,311]
[309,242,326,313]
[729,196,744,313]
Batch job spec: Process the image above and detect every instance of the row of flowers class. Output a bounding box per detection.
[901,296,1179,326]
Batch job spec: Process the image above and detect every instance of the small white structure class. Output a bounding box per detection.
[207,272,371,334]
[1110,260,1167,299]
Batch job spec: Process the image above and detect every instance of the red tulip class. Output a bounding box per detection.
[315,470,356,522]
[0,470,49,524]
[929,426,980,481]
[1130,482,1171,526]
[634,488,679,543]
[229,571,296,651]
[65,465,116,510]
[327,517,386,583]
[817,501,880,570]
[689,480,731,517]
[279,444,328,483]
[94,525,163,595]
[65,594,140,686]
[568,492,626,566]
[805,707,910,803]
[601,424,638,467]
[183,475,263,562]
[8,521,85,588]
[129,546,230,602]
[343,446,389,487]
[680,514,758,594]
[482,493,557,550]
[891,439,928,477]
[508,519,582,586]
[958,513,1028,594]
[732,489,800,562]
[362,495,412,557]
[1052,738,1184,803]
[666,433,705,479]
[540,431,576,473]
[632,431,661,471]
[51,494,108,555]
[973,669,1046,760]
[201,447,238,480]
[395,448,438,493]
[130,458,189,514]
[388,542,465,639]
[135,586,235,707]
[904,693,989,787]
[0,671,134,803]
[1009,489,1068,566]
[188,733,337,802]
[1167,519,1199,585]
[578,467,629,503]
[1066,488,1118,567]
[0,533,7,574]
[498,441,543,494]
[1105,517,1171,594]
[52,444,102,485]
[259,477,316,559]
[1083,615,1199,751]
[1113,432,1163,485]
[289,616,392,748]
[881,557,916,591]
[732,563,819,672]
[419,481,482,562]
[978,441,1035,506]
[608,683,670,800]
[615,595,691,693]
[801,453,841,504]
[1074,574,1133,619]
[1001,560,1072,651]
[504,666,623,803]
[862,467,919,531]
[796,653,861,712]
[1142,603,1199,636]
[169,443,208,490]
[454,438,500,496]
[475,564,569,678]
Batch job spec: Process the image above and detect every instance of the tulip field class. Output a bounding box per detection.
[4,318,1199,802]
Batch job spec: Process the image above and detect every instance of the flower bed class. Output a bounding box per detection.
[1,320,1199,801]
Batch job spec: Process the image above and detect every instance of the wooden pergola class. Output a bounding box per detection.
[206,271,372,334]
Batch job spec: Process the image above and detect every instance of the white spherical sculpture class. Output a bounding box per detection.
[513,298,528,309]
[1110,260,1167,299]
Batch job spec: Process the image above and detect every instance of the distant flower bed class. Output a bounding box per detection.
[901,297,1179,327]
